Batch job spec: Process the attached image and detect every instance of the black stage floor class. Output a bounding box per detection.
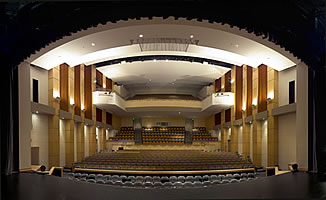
[3,172,326,200]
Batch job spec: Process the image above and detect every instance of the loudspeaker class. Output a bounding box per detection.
[32,79,39,103]
[289,80,295,104]
[266,166,277,176]
[288,163,298,172]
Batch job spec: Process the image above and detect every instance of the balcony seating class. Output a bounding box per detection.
[142,127,185,144]
[109,127,135,141]
[192,127,218,141]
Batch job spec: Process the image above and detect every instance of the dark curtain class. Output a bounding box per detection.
[308,67,326,174]
[1,64,19,176]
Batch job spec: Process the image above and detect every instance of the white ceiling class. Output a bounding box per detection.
[31,23,298,71]
[97,59,230,90]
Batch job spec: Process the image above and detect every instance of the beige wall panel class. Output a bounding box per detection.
[120,117,133,127]
[194,118,206,127]
[205,115,214,130]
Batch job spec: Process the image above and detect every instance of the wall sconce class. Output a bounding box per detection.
[53,90,60,100]
[231,79,234,84]
[252,98,257,107]
[70,98,75,107]
[242,104,246,113]
[81,104,85,112]
[267,91,274,103]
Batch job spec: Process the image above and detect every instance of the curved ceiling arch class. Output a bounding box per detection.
[28,17,300,71]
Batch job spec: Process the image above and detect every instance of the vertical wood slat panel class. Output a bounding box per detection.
[224,71,232,92]
[60,63,69,112]
[215,78,221,93]
[96,108,102,122]
[246,66,253,116]
[235,66,243,120]
[215,112,221,125]
[84,65,92,119]
[225,108,231,122]
[106,78,112,90]
[74,65,81,116]
[96,70,103,88]
[258,64,267,112]
[106,112,112,125]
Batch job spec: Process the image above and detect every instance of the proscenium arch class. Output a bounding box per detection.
[27,17,300,69]
[1,1,325,176]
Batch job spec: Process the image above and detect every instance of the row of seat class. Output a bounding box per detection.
[74,150,253,171]
[67,173,257,188]
[70,173,256,182]
[109,127,135,141]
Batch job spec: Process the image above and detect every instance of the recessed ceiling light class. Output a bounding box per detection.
[35,111,38,114]
[172,82,175,85]
[165,59,168,62]
[149,79,151,82]
[235,44,239,48]
[190,35,194,38]
[91,43,95,46]
[139,34,143,38]
[153,59,157,62]
[178,112,181,114]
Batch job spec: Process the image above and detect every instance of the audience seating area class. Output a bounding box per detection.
[192,127,218,141]
[142,127,185,144]
[108,127,218,143]
[73,150,254,171]
[66,172,257,188]
[109,127,135,141]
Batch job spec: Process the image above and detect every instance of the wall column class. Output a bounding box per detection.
[64,119,74,167]
[89,65,97,155]
[48,66,60,168]
[76,122,84,161]
[296,62,308,170]
[267,67,279,167]
[252,67,262,167]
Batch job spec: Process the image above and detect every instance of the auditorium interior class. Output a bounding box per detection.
[1,1,325,200]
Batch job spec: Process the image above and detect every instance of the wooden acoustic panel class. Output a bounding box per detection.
[96,108,102,122]
[74,65,81,116]
[60,63,69,112]
[84,65,92,119]
[215,112,221,125]
[106,78,112,90]
[215,78,221,93]
[258,64,267,113]
[246,66,253,116]
[225,108,231,122]
[224,71,231,92]
[106,112,112,125]
[235,66,243,120]
[96,70,103,88]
